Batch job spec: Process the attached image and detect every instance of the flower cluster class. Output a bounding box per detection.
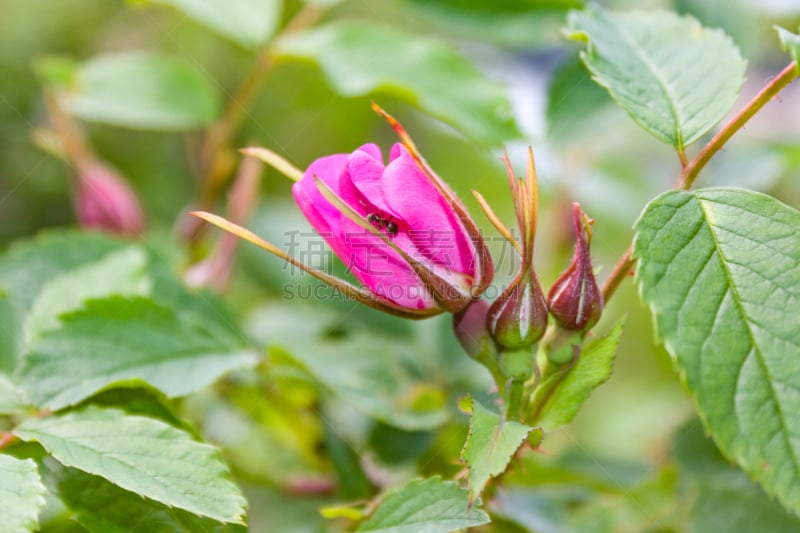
[455,151,603,365]
[192,103,602,357]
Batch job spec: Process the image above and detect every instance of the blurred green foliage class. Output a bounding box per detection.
[2,0,800,531]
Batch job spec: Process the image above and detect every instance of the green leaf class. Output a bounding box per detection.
[16,296,256,410]
[403,0,577,50]
[568,466,680,532]
[281,333,449,431]
[0,232,123,312]
[0,233,129,367]
[57,51,220,130]
[0,291,22,373]
[83,387,199,435]
[0,375,28,415]
[776,26,800,66]
[533,319,625,432]
[565,7,746,151]
[546,55,612,141]
[460,396,532,502]
[633,187,800,514]
[322,415,373,500]
[46,465,245,532]
[33,55,79,88]
[137,0,281,49]
[690,487,800,533]
[23,246,151,343]
[356,477,490,532]
[14,407,247,524]
[671,421,800,532]
[408,0,581,13]
[275,21,519,145]
[0,454,47,533]
[0,232,247,367]
[248,487,340,532]
[368,423,435,466]
[494,451,681,532]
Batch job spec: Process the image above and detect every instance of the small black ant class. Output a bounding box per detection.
[366,212,398,237]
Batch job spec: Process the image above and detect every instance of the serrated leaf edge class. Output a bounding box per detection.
[459,395,531,503]
[632,187,800,514]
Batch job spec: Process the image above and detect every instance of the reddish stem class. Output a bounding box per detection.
[678,62,797,190]
[601,246,634,303]
[603,61,798,303]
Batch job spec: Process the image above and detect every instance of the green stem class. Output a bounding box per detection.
[601,61,798,305]
[478,354,507,400]
[524,348,579,426]
[677,148,689,168]
[506,380,525,421]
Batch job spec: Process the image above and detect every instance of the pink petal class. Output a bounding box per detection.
[292,154,347,233]
[293,152,369,234]
[293,153,370,282]
[389,143,405,162]
[356,143,383,162]
[381,146,476,277]
[346,148,400,219]
[336,218,436,309]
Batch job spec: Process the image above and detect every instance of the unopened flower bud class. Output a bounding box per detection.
[453,299,497,360]
[547,203,603,331]
[487,270,548,351]
[75,162,145,237]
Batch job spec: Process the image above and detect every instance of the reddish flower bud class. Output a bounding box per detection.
[453,298,497,360]
[293,142,488,313]
[547,203,603,331]
[487,270,548,351]
[476,147,548,351]
[75,162,145,237]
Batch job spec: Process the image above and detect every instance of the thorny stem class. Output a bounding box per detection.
[601,61,798,305]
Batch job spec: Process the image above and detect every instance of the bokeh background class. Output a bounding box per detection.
[2,0,800,531]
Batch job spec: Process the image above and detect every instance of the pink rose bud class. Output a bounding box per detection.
[191,105,493,319]
[487,270,549,350]
[292,142,490,315]
[75,162,145,237]
[453,298,497,360]
[547,203,603,331]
